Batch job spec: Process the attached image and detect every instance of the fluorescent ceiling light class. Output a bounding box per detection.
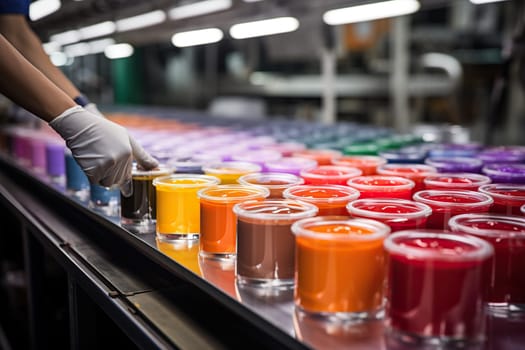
[249,71,269,85]
[50,30,80,45]
[50,52,69,66]
[29,0,61,21]
[64,42,90,57]
[229,17,299,39]
[78,21,116,40]
[169,0,231,20]
[63,38,115,57]
[88,38,116,54]
[323,0,420,26]
[104,43,134,59]
[171,28,223,47]
[116,10,166,32]
[470,0,508,4]
[50,20,116,45]
[42,41,61,54]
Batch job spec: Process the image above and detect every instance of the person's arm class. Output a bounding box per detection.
[0,34,75,121]
[0,34,158,189]
[0,14,81,100]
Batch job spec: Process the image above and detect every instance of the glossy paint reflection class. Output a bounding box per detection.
[293,308,386,350]
[155,238,201,276]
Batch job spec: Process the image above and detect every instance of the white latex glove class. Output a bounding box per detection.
[83,102,103,117]
[49,106,158,189]
[82,102,159,178]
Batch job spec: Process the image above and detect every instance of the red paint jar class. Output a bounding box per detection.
[424,173,491,191]
[300,165,362,185]
[347,176,414,200]
[413,190,493,230]
[347,198,431,232]
[385,231,493,344]
[449,214,525,312]
[377,163,437,192]
[479,184,525,216]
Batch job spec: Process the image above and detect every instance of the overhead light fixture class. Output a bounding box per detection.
[169,0,231,20]
[78,21,116,40]
[171,28,223,47]
[249,71,269,85]
[104,43,134,59]
[62,38,115,57]
[323,0,420,26]
[229,16,299,39]
[50,30,80,45]
[470,0,508,4]
[42,41,61,54]
[88,38,116,54]
[49,52,70,66]
[51,21,116,45]
[63,42,90,57]
[29,0,61,21]
[116,10,166,32]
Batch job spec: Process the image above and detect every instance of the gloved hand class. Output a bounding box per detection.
[49,106,158,189]
[83,102,103,117]
[81,102,159,181]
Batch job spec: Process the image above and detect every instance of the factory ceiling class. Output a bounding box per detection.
[32,0,452,46]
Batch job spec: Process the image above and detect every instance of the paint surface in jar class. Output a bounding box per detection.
[155,177,218,236]
[387,236,490,339]
[284,186,359,215]
[295,222,386,313]
[347,176,414,200]
[348,200,430,232]
[199,187,268,255]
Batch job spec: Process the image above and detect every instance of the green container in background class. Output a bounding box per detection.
[112,48,144,104]
[343,142,379,155]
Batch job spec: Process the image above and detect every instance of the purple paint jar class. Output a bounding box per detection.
[482,164,525,184]
[170,154,221,174]
[239,136,276,150]
[30,139,47,175]
[477,148,525,164]
[45,141,66,184]
[264,157,318,176]
[12,131,32,166]
[425,157,483,173]
[196,145,249,161]
[260,142,306,157]
[231,150,282,172]
[428,143,483,158]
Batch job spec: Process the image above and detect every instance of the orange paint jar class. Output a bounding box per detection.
[292,149,342,166]
[283,185,360,216]
[331,155,387,175]
[292,216,390,318]
[197,185,269,259]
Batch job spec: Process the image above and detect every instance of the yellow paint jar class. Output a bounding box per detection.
[202,161,261,184]
[153,174,219,240]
